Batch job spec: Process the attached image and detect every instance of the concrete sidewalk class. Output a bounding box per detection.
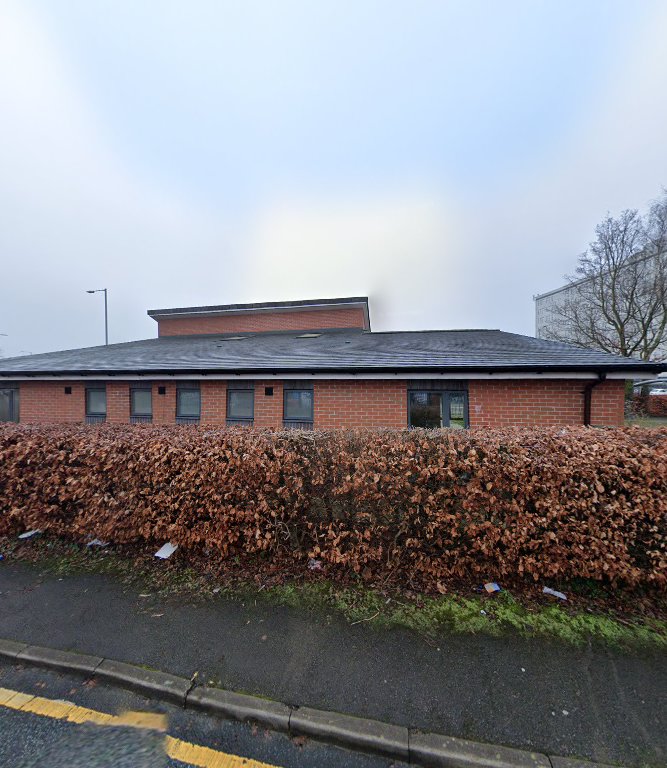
[0,560,665,767]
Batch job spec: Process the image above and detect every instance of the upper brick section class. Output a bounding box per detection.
[148,297,370,337]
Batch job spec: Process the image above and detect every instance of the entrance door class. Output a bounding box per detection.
[408,390,467,429]
[0,387,19,422]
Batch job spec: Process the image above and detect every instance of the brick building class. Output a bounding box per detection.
[0,297,662,429]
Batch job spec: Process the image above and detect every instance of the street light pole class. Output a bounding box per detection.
[86,289,109,345]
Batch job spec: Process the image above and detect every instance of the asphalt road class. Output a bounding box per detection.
[1,559,666,766]
[0,663,406,768]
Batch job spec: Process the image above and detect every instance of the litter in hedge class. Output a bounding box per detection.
[1,424,665,590]
[155,542,177,559]
[543,587,567,601]
[86,538,108,548]
[484,582,501,593]
[18,530,41,540]
[308,558,323,571]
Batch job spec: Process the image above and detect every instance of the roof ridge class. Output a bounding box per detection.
[147,296,369,317]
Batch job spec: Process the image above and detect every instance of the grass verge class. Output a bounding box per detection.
[3,537,667,652]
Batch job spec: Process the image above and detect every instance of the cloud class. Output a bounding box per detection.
[0,0,233,355]
[238,189,465,330]
[437,0,667,334]
[1,0,665,357]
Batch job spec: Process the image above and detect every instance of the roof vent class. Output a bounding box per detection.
[297,333,321,338]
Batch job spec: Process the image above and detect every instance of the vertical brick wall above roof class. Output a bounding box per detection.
[156,307,368,337]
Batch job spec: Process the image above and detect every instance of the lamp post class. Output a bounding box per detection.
[86,289,108,345]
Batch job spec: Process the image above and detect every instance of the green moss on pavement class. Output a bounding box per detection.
[5,538,666,652]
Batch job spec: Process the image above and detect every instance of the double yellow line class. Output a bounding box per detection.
[0,686,279,768]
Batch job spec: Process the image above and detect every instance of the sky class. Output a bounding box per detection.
[1,0,666,357]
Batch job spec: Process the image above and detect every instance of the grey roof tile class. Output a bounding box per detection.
[0,329,663,376]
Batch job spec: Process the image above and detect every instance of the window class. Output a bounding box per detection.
[176,384,200,424]
[85,386,106,424]
[130,387,152,423]
[408,391,442,429]
[227,386,254,425]
[447,392,466,429]
[408,389,468,429]
[0,386,19,423]
[283,383,313,429]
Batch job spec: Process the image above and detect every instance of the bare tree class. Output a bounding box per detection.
[544,191,667,361]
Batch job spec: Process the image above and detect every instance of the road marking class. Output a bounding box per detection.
[117,709,168,731]
[165,735,276,767]
[0,686,280,767]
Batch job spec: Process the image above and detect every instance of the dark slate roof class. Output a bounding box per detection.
[0,329,663,376]
[147,296,369,317]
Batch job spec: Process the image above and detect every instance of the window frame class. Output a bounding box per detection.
[85,385,107,424]
[283,382,314,429]
[226,384,255,426]
[0,385,19,423]
[130,385,153,423]
[176,383,201,424]
[407,388,469,429]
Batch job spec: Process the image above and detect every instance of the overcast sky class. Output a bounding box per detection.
[1,0,666,357]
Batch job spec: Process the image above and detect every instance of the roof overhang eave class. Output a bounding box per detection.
[0,363,663,379]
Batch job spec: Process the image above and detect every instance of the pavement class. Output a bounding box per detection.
[0,662,400,768]
[1,558,666,767]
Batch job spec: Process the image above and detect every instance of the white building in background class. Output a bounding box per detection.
[534,251,667,366]
[534,278,585,340]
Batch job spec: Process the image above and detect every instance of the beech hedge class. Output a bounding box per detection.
[0,424,665,589]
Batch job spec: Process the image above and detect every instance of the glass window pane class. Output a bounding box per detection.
[228,390,254,420]
[177,389,200,417]
[284,390,313,420]
[86,389,106,415]
[131,389,152,416]
[448,393,466,429]
[0,389,14,422]
[409,392,442,428]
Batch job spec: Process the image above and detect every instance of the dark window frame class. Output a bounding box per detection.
[0,385,19,423]
[176,383,201,424]
[85,385,107,424]
[226,383,255,426]
[283,382,314,429]
[130,385,153,424]
[407,388,469,429]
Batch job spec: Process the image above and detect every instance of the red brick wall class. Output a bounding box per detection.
[313,380,407,428]
[589,380,626,426]
[20,381,86,423]
[13,378,626,429]
[254,381,284,427]
[200,381,227,426]
[107,382,130,424]
[152,383,176,424]
[468,379,625,428]
[157,307,368,337]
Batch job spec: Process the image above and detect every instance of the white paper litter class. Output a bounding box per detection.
[18,530,41,540]
[543,586,567,601]
[155,542,177,559]
[86,539,108,548]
